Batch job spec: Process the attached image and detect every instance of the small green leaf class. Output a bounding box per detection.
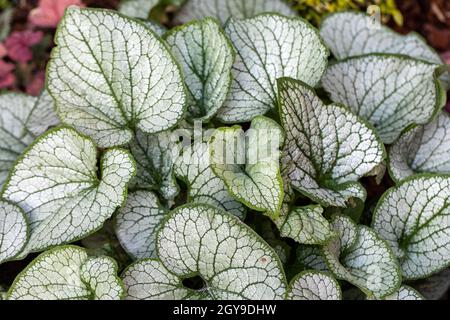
[278,78,383,207]
[0,200,28,264]
[7,246,123,300]
[175,0,295,24]
[322,54,444,144]
[2,127,135,257]
[47,8,186,148]
[165,18,235,122]
[119,0,159,19]
[372,175,450,280]
[210,116,284,217]
[216,14,328,123]
[322,215,401,299]
[286,271,342,300]
[388,113,450,182]
[115,190,168,259]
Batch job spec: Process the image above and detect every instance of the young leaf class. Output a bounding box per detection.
[278,78,383,207]
[210,116,284,217]
[7,246,123,300]
[119,0,159,19]
[286,271,342,300]
[165,18,235,122]
[47,8,186,148]
[322,215,401,299]
[154,204,287,299]
[322,54,444,144]
[128,130,179,200]
[175,0,295,24]
[174,141,246,219]
[0,200,28,264]
[216,14,328,123]
[319,11,450,89]
[388,113,450,182]
[372,175,450,280]
[2,127,135,256]
[0,92,58,188]
[115,190,168,259]
[370,285,423,301]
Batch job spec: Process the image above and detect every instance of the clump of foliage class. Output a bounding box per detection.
[0,0,449,300]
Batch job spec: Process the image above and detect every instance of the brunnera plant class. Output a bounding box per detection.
[0,2,449,301]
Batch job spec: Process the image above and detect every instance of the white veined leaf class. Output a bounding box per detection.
[47,7,186,148]
[413,268,450,300]
[372,175,450,280]
[210,116,284,217]
[7,246,123,300]
[165,18,235,122]
[278,78,383,207]
[143,20,167,37]
[174,140,246,219]
[388,113,450,182]
[322,54,444,144]
[0,92,59,188]
[216,14,329,123]
[128,130,179,199]
[80,256,124,300]
[2,127,135,257]
[287,271,342,300]
[0,200,28,264]
[296,245,329,272]
[319,11,450,89]
[274,205,334,245]
[370,285,423,301]
[119,0,159,19]
[175,0,295,24]
[115,190,168,259]
[129,203,287,300]
[322,215,401,299]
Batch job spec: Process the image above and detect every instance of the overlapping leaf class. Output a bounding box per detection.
[47,8,186,148]
[372,285,423,301]
[388,113,450,182]
[322,215,401,299]
[278,78,383,207]
[322,54,444,144]
[210,116,284,217]
[119,0,159,19]
[286,271,342,300]
[7,246,123,300]
[372,175,450,280]
[0,200,28,264]
[216,14,328,122]
[175,0,296,24]
[165,18,235,121]
[2,127,135,256]
[123,204,287,299]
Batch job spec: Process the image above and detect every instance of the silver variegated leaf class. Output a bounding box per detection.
[287,271,342,300]
[0,200,28,264]
[216,14,328,123]
[119,0,159,19]
[371,285,423,301]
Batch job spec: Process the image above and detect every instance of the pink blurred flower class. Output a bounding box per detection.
[0,60,15,89]
[4,30,44,63]
[29,0,85,28]
[26,70,46,96]
[0,43,7,59]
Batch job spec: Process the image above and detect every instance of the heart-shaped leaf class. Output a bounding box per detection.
[119,0,158,19]
[0,92,58,188]
[165,18,235,122]
[7,246,123,300]
[322,54,444,144]
[115,190,167,259]
[278,78,384,207]
[319,11,450,89]
[372,175,450,280]
[287,271,342,300]
[47,8,186,148]
[123,204,287,299]
[2,127,135,257]
[174,140,246,219]
[0,200,28,264]
[322,215,401,299]
[388,113,450,182]
[210,116,284,217]
[216,14,328,123]
[175,0,295,24]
